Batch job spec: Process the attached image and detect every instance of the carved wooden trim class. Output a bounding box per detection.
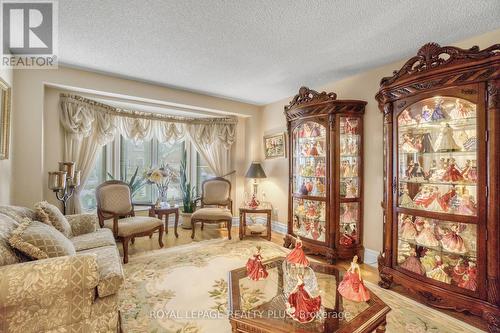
[380,43,500,87]
[488,80,500,109]
[382,103,393,124]
[285,86,337,111]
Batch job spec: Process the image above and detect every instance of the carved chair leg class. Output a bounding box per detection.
[122,237,129,264]
[191,221,196,239]
[201,222,204,230]
[227,220,232,240]
[131,237,135,244]
[158,225,164,248]
[149,234,153,239]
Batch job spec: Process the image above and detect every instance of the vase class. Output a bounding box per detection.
[180,212,192,229]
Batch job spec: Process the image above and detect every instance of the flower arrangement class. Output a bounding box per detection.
[145,165,178,206]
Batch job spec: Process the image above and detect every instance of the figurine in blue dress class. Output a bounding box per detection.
[432,99,447,121]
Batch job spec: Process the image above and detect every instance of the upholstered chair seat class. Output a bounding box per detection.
[96,180,164,263]
[103,216,163,237]
[191,177,233,240]
[191,208,232,221]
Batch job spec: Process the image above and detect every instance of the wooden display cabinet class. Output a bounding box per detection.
[376,42,500,332]
[283,87,366,263]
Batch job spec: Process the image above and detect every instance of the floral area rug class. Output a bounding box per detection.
[119,238,483,333]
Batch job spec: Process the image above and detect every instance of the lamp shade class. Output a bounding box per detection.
[245,162,267,179]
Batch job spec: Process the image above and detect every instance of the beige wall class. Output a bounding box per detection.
[11,66,261,209]
[0,68,13,205]
[258,28,500,253]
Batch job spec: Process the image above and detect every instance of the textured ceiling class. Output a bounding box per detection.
[59,1,500,105]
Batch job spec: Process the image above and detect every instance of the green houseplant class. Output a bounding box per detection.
[179,150,197,229]
[107,167,147,199]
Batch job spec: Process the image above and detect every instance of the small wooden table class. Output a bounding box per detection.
[239,205,272,241]
[149,206,179,238]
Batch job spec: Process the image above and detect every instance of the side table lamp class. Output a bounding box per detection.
[48,161,81,214]
[245,162,267,209]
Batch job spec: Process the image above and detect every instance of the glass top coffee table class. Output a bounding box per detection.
[228,257,390,333]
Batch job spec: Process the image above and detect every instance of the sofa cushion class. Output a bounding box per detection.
[192,207,232,221]
[103,216,163,237]
[0,213,22,266]
[34,201,72,237]
[8,218,76,259]
[0,205,37,222]
[72,228,116,252]
[78,245,123,297]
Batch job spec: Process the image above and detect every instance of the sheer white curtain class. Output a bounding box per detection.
[59,94,237,213]
[186,122,235,176]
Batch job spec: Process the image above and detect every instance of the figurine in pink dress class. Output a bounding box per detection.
[457,188,477,215]
[341,204,357,224]
[458,262,477,291]
[399,215,417,240]
[286,237,310,267]
[286,274,322,323]
[415,220,439,247]
[246,246,269,281]
[338,255,371,302]
[400,248,426,275]
[398,109,416,125]
[315,160,326,177]
[440,224,467,254]
[438,186,457,212]
[461,160,478,182]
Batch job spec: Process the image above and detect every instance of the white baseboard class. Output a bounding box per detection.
[364,248,379,267]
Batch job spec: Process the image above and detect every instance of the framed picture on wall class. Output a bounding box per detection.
[0,77,11,160]
[264,132,286,159]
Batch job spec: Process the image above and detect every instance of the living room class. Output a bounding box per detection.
[0,1,499,332]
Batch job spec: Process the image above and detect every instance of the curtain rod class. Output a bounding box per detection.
[60,93,238,125]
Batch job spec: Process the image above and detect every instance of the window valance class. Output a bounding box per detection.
[59,93,238,146]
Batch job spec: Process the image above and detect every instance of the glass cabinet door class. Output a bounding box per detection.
[396,96,479,292]
[291,121,327,242]
[339,116,362,247]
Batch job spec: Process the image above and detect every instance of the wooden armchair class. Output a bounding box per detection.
[191,177,233,240]
[96,180,164,263]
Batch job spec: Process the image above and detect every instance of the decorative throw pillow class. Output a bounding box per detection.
[8,218,76,259]
[34,201,72,237]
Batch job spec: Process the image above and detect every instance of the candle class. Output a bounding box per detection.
[71,170,81,187]
[48,171,67,190]
[59,162,75,179]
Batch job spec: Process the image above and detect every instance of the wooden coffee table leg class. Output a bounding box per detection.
[376,318,387,333]
[174,211,179,238]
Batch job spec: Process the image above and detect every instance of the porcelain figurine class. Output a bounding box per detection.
[314,179,325,196]
[432,99,447,121]
[285,274,322,323]
[345,179,358,198]
[420,250,437,272]
[309,142,319,156]
[426,255,451,284]
[285,237,310,268]
[429,158,447,181]
[442,158,464,182]
[337,255,371,302]
[400,248,426,275]
[415,220,439,247]
[449,99,471,119]
[438,186,457,212]
[246,246,269,281]
[457,188,477,215]
[452,259,466,284]
[340,232,355,246]
[409,162,425,180]
[426,187,444,212]
[399,185,414,208]
[399,109,416,125]
[440,224,467,254]
[302,160,314,177]
[315,160,326,177]
[310,124,321,137]
[458,262,477,291]
[421,133,434,153]
[401,133,418,153]
[399,215,417,240]
[461,160,478,182]
[422,105,433,122]
[434,123,460,152]
[299,181,309,195]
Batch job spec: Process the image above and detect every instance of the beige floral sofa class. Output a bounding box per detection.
[0,206,123,333]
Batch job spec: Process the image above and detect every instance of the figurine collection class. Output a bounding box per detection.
[293,199,326,241]
[337,255,371,302]
[397,214,477,291]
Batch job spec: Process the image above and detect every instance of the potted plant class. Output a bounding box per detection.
[179,150,197,229]
[107,167,147,198]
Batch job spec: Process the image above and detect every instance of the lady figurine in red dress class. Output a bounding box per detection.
[246,246,268,281]
[337,255,371,302]
[285,274,322,323]
[285,237,310,267]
